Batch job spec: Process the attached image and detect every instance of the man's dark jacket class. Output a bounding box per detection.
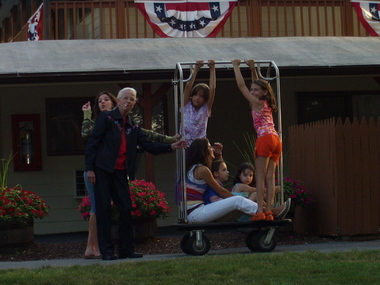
[85,107,172,180]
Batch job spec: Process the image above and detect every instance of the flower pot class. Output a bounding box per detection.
[132,217,157,240]
[111,217,157,242]
[0,219,34,254]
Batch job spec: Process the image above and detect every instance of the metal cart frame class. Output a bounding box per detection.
[171,60,290,255]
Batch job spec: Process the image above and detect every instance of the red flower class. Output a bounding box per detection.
[78,179,172,221]
[0,187,49,226]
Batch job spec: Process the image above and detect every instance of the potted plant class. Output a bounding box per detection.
[282,177,314,210]
[78,179,172,239]
[0,156,50,253]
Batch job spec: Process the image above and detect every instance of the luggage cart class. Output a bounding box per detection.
[172,60,291,255]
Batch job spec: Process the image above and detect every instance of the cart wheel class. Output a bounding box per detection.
[246,230,276,252]
[180,233,191,254]
[245,230,259,251]
[186,234,210,255]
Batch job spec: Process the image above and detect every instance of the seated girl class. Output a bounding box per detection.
[231,162,258,202]
[186,138,290,223]
[232,162,281,205]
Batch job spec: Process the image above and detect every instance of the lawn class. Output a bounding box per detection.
[0,250,379,285]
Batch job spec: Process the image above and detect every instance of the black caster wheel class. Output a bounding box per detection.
[186,233,210,255]
[180,233,191,254]
[245,230,259,251]
[246,230,276,252]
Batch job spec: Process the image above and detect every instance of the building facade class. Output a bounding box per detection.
[0,1,379,235]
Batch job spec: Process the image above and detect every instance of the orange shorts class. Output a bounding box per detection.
[255,134,282,165]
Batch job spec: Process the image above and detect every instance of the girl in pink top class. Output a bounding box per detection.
[232,59,282,222]
[183,60,216,146]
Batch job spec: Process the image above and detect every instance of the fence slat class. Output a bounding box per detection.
[335,117,347,235]
[351,118,364,235]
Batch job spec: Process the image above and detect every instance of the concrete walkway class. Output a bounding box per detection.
[1,239,380,270]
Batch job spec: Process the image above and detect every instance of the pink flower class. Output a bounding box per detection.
[283,178,313,209]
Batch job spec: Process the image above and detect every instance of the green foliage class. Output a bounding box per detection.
[231,132,257,171]
[0,154,14,190]
[0,155,49,226]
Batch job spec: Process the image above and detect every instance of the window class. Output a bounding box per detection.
[46,95,168,156]
[75,170,87,198]
[46,97,93,156]
[297,91,380,124]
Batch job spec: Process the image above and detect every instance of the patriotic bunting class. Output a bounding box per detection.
[135,0,237,37]
[27,3,44,41]
[351,0,380,36]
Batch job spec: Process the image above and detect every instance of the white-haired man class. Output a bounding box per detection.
[85,87,186,260]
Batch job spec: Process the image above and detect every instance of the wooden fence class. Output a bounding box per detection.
[288,117,380,237]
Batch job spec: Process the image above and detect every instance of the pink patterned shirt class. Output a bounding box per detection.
[251,101,279,137]
[183,102,210,146]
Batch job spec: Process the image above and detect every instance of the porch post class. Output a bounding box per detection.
[141,83,155,183]
[139,82,172,183]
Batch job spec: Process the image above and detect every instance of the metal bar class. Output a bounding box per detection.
[273,63,284,204]
[195,230,203,248]
[173,63,187,223]
[264,227,277,244]
[174,60,278,68]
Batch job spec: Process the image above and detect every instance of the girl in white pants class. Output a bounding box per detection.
[188,196,258,223]
[185,138,290,224]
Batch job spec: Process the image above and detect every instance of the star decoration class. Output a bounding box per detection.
[212,5,219,12]
[155,5,163,13]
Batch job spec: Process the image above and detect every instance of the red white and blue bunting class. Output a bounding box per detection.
[135,0,237,37]
[351,0,380,36]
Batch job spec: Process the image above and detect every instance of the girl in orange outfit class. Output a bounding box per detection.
[232,59,282,222]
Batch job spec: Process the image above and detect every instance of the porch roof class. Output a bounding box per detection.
[0,37,379,84]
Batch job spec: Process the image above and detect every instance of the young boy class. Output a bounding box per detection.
[203,160,229,204]
[203,160,244,222]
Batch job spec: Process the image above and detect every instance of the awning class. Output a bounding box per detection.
[1,37,379,84]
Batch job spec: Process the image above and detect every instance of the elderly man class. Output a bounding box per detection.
[85,87,186,260]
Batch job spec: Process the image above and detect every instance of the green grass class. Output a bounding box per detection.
[1,250,379,285]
